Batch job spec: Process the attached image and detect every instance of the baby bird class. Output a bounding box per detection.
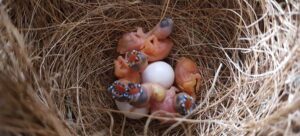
[174,92,196,116]
[107,79,132,102]
[107,80,146,103]
[114,56,141,83]
[108,81,166,107]
[141,35,173,62]
[108,81,196,118]
[141,18,174,61]
[175,57,201,98]
[114,50,148,83]
[117,27,146,54]
[117,18,174,59]
[125,50,148,72]
[148,17,174,40]
[119,83,178,123]
[150,87,196,123]
[150,86,178,116]
[127,83,167,107]
[150,87,196,116]
[107,80,149,119]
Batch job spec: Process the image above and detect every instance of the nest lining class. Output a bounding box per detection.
[0,0,299,135]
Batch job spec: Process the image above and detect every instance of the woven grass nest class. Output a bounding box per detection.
[0,0,300,135]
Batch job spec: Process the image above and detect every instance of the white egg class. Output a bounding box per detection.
[142,61,174,88]
[115,100,149,119]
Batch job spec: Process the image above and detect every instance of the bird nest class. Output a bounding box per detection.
[0,0,300,135]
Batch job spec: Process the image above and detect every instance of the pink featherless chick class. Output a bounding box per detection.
[141,18,174,61]
[108,82,196,122]
[150,86,178,115]
[150,86,196,123]
[114,56,140,83]
[117,27,146,54]
[147,17,174,40]
[141,35,173,62]
[117,18,174,61]
[114,50,148,83]
[175,57,201,98]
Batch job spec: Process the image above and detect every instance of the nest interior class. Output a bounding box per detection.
[0,0,300,135]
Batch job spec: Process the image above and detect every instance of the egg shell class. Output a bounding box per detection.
[115,100,149,119]
[142,61,175,88]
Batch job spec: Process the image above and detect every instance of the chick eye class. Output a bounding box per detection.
[150,39,155,44]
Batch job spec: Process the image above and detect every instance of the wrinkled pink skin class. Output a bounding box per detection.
[117,18,173,54]
[148,18,173,40]
[114,56,141,83]
[175,57,201,98]
[150,88,176,113]
[117,27,146,54]
[150,87,180,123]
[141,35,173,62]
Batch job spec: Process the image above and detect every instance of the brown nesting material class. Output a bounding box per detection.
[1,0,300,135]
